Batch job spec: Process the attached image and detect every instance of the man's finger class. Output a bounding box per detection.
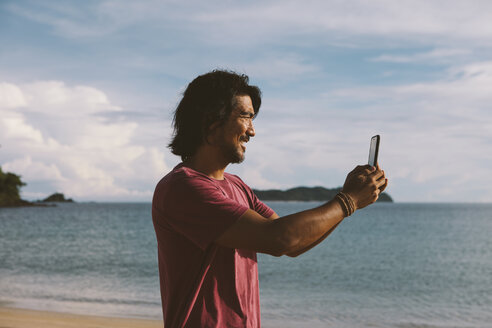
[379,178,388,192]
[361,165,376,175]
[375,170,386,181]
[353,165,369,173]
[373,188,381,198]
[368,168,384,180]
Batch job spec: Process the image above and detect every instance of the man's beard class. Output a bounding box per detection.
[219,139,245,164]
[224,143,245,164]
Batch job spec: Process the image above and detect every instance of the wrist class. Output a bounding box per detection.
[335,192,356,217]
[343,192,357,211]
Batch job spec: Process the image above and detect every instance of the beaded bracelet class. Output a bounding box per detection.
[339,192,355,215]
[335,192,356,217]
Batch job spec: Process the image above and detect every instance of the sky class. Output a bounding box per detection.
[1,0,492,202]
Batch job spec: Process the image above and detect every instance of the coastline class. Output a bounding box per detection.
[0,306,163,328]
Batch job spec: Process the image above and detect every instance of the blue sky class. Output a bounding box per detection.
[1,0,492,202]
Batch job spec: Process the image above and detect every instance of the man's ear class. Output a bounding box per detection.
[205,121,222,144]
[209,121,221,132]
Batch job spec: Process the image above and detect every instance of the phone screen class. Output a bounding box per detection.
[368,135,380,167]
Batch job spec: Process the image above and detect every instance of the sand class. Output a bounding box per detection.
[0,306,163,328]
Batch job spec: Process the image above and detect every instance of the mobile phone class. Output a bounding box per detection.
[368,135,380,167]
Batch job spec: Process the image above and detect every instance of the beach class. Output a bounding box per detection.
[0,306,163,328]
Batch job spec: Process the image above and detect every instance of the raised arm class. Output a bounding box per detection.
[215,164,388,257]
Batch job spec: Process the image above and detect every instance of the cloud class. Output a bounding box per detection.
[240,61,492,202]
[0,81,169,201]
[218,54,321,85]
[370,48,472,64]
[189,0,492,47]
[8,0,492,48]
[6,1,146,38]
[0,83,27,108]
[3,156,64,182]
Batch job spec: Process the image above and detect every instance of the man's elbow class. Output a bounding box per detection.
[286,251,303,258]
[265,246,290,257]
[264,225,300,257]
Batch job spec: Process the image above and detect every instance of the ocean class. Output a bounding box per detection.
[1,202,491,327]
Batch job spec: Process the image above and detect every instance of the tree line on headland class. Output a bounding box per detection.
[253,186,393,202]
[0,167,73,207]
[1,166,393,206]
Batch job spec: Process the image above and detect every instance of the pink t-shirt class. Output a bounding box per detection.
[152,164,274,328]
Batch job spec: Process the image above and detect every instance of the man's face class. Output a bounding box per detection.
[217,95,256,164]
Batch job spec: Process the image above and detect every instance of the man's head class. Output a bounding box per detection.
[214,94,256,164]
[169,70,261,162]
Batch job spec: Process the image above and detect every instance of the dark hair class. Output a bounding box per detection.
[168,69,262,161]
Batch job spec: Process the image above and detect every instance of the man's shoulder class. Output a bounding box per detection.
[224,172,251,190]
[156,165,217,193]
[224,172,243,183]
[156,165,187,187]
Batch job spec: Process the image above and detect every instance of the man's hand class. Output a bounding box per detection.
[342,164,388,210]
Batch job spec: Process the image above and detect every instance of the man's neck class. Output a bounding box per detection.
[184,147,228,180]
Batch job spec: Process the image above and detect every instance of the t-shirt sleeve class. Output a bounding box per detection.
[232,175,275,218]
[163,176,249,250]
[250,189,274,218]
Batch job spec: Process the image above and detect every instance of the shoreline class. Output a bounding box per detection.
[0,306,163,328]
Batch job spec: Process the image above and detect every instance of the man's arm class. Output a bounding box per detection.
[284,221,343,257]
[215,165,387,257]
[267,210,342,257]
[216,199,346,257]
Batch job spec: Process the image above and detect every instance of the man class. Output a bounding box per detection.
[152,70,388,327]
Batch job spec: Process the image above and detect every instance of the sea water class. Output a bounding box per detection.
[0,202,491,327]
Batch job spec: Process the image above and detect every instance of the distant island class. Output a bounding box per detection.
[0,166,74,207]
[253,186,393,202]
[41,192,74,203]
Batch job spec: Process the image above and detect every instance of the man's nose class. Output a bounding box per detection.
[247,121,255,137]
